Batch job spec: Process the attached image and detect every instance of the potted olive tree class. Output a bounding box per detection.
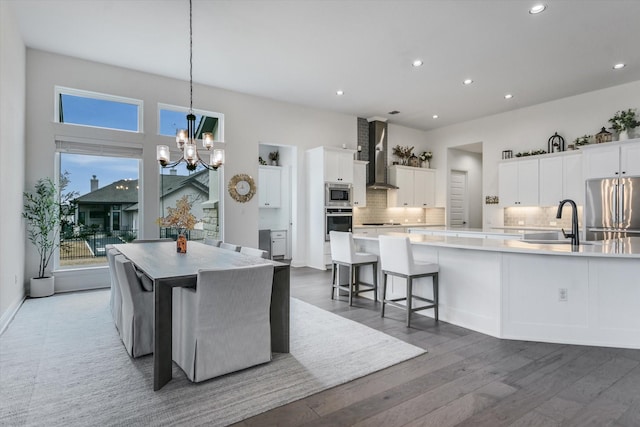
[23,177,60,297]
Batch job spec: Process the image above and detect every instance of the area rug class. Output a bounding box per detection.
[0,290,424,426]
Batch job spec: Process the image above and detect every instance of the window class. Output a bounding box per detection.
[58,152,140,268]
[158,104,224,141]
[55,86,143,132]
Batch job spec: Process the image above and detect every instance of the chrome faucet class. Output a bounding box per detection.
[556,199,579,246]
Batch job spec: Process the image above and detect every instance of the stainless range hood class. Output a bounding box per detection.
[367,119,398,190]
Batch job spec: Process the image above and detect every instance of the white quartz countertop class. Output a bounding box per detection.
[353,232,640,258]
[353,223,445,229]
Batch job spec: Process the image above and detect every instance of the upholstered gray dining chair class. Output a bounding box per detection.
[203,238,222,247]
[114,255,154,358]
[172,264,274,382]
[219,242,241,252]
[240,246,269,259]
[106,246,122,333]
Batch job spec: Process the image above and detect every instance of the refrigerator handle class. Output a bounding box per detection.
[613,184,618,224]
[621,183,625,223]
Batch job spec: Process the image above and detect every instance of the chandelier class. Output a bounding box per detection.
[156,0,224,172]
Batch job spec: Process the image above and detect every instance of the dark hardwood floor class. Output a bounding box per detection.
[234,267,640,427]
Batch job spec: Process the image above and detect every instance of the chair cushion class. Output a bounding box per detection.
[135,270,154,292]
[409,261,439,276]
[353,251,378,264]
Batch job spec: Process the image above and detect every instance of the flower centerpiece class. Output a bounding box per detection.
[157,195,197,253]
[419,151,433,168]
[609,108,640,140]
[268,151,279,166]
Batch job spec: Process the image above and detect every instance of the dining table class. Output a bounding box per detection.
[113,241,290,391]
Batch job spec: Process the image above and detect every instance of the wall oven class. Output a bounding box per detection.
[325,183,352,207]
[325,208,353,241]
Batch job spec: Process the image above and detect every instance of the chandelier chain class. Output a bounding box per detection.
[189,0,193,113]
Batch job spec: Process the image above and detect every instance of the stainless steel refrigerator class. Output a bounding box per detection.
[585,176,640,240]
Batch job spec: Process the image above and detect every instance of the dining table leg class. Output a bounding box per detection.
[154,279,173,391]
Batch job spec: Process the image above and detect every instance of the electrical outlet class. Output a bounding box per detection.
[518,220,525,225]
[550,221,557,226]
[559,288,568,302]
[405,219,409,223]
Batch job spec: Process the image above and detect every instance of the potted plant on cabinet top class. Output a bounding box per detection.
[23,177,61,297]
[392,145,414,165]
[608,108,640,141]
[419,151,433,168]
[268,151,279,166]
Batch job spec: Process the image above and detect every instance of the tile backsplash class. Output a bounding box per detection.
[504,206,583,228]
[353,189,445,225]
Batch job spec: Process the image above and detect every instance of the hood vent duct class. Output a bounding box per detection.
[367,119,398,190]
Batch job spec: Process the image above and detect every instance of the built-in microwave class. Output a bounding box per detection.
[325,183,352,207]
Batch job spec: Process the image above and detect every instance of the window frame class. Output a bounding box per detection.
[157,103,225,152]
[54,86,144,133]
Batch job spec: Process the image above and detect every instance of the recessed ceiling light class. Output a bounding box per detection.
[613,63,626,70]
[463,79,473,85]
[412,59,423,67]
[504,94,513,99]
[529,4,546,14]
[432,115,439,119]
[336,90,344,96]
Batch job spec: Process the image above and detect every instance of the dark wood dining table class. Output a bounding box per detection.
[113,241,290,391]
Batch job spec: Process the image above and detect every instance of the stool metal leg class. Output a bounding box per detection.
[348,265,354,306]
[433,272,439,321]
[381,273,388,318]
[372,262,378,302]
[331,263,337,299]
[406,277,413,327]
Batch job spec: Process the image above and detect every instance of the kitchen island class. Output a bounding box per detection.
[353,232,640,350]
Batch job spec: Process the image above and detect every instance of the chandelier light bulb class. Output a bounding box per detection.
[157,145,170,166]
[202,132,214,149]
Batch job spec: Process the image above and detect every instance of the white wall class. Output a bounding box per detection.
[0,2,26,330]
[24,49,367,279]
[424,80,640,228]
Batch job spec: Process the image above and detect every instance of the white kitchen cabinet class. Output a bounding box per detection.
[498,158,539,206]
[387,165,436,208]
[539,153,583,206]
[258,166,281,208]
[352,161,368,207]
[271,230,287,259]
[583,139,640,179]
[324,148,354,183]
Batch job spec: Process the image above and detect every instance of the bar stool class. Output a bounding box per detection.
[329,231,378,306]
[379,235,439,327]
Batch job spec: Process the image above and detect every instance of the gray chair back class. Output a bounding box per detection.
[220,242,241,252]
[240,246,269,259]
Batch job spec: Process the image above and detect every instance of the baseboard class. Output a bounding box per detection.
[0,294,26,336]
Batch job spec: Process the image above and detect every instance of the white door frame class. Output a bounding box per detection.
[448,169,469,227]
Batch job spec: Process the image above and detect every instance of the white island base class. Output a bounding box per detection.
[354,234,640,350]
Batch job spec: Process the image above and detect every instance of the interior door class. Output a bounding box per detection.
[449,170,468,227]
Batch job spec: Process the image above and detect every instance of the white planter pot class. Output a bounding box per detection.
[619,129,629,141]
[30,276,54,298]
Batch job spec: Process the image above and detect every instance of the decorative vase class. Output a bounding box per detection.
[619,129,629,141]
[422,160,430,168]
[177,233,187,253]
[30,276,54,298]
[271,160,277,166]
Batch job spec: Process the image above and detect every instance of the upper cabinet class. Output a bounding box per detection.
[539,153,583,206]
[323,148,355,183]
[583,139,640,179]
[352,160,368,207]
[258,166,281,208]
[498,158,539,206]
[387,165,436,208]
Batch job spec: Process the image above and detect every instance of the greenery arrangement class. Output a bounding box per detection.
[515,149,547,157]
[574,135,591,146]
[23,178,61,279]
[419,151,433,161]
[268,151,279,164]
[157,195,197,232]
[258,156,267,165]
[609,108,640,132]
[392,145,414,164]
